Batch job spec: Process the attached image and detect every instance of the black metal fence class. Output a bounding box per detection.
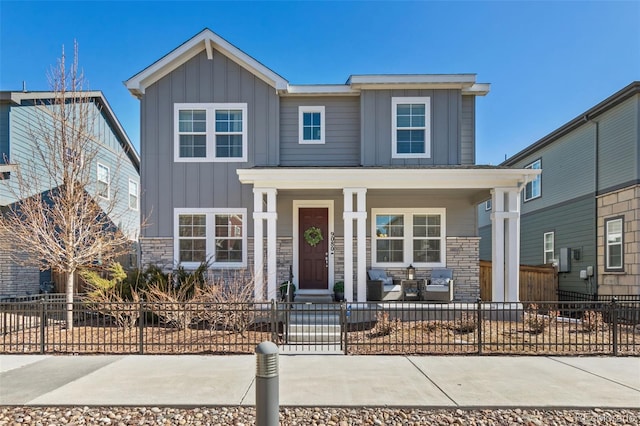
[1,295,638,355]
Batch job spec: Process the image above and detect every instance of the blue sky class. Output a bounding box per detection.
[1,1,638,164]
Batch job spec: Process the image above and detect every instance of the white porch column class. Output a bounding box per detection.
[343,188,367,302]
[505,189,521,302]
[253,188,278,301]
[490,189,506,302]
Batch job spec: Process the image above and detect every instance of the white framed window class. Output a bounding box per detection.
[391,97,431,158]
[605,217,624,271]
[485,199,492,211]
[298,106,325,144]
[128,179,139,211]
[174,103,248,162]
[372,208,446,268]
[543,232,555,264]
[524,159,541,201]
[97,163,110,199]
[174,208,247,269]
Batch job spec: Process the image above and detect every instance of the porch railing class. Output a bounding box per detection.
[1,296,638,356]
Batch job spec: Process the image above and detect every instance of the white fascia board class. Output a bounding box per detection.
[125,28,288,98]
[348,74,477,89]
[0,164,17,173]
[238,168,541,190]
[462,83,491,96]
[284,85,359,96]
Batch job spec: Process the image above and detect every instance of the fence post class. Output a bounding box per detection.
[270,299,277,343]
[340,302,347,355]
[476,298,482,355]
[39,298,46,354]
[611,297,618,356]
[139,302,145,355]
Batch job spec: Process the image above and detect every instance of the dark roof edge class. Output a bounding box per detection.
[502,81,640,166]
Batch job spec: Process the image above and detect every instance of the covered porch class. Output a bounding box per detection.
[238,167,540,303]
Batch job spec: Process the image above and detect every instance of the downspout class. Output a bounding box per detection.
[593,118,599,298]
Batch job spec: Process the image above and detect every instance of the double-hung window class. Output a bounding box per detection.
[605,217,624,271]
[97,163,110,199]
[372,208,446,267]
[128,179,139,211]
[174,103,248,162]
[524,159,541,201]
[298,106,325,144]
[392,97,431,158]
[174,208,247,269]
[543,232,555,264]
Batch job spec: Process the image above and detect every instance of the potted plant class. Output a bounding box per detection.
[279,281,296,302]
[333,281,344,302]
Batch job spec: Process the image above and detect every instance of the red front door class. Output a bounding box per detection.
[298,207,329,290]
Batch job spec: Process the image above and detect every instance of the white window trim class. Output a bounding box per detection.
[128,178,139,211]
[97,162,110,200]
[298,106,325,144]
[524,159,541,201]
[371,208,446,268]
[174,103,248,163]
[605,217,624,271]
[174,208,247,269]
[543,231,555,264]
[485,199,492,211]
[391,97,431,159]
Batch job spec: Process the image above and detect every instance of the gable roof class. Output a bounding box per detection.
[0,91,140,172]
[125,28,490,98]
[125,28,289,98]
[503,81,640,166]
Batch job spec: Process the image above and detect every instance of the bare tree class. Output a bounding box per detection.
[0,43,134,329]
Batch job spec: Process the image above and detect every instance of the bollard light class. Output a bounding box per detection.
[255,341,279,426]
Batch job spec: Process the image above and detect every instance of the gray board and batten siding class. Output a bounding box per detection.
[140,49,279,238]
[280,96,360,166]
[360,89,475,166]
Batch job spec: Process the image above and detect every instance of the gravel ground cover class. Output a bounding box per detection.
[1,407,638,425]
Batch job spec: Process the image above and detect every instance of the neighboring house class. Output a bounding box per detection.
[479,82,640,298]
[0,91,140,296]
[125,28,538,303]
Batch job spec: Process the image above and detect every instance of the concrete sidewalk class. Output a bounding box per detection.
[1,355,639,409]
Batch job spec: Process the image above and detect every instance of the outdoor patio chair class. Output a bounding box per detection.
[423,268,454,302]
[366,269,394,301]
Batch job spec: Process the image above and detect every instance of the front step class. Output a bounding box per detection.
[294,294,334,303]
[287,324,342,343]
[284,302,342,345]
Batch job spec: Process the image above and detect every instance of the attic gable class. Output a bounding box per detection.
[125,28,288,98]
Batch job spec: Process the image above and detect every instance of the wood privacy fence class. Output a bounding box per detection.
[479,260,558,301]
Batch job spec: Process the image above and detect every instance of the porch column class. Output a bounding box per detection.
[490,189,506,301]
[504,189,521,302]
[343,188,367,302]
[253,188,278,301]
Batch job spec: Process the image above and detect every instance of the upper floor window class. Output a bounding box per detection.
[391,97,431,159]
[605,217,624,271]
[543,231,555,264]
[174,208,247,269]
[524,159,541,201]
[128,179,139,211]
[485,199,492,211]
[372,208,446,268]
[174,103,248,162]
[97,163,110,199]
[298,106,325,144]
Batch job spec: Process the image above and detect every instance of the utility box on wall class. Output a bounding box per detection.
[559,248,571,273]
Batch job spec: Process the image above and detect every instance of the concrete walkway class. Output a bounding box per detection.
[1,355,639,408]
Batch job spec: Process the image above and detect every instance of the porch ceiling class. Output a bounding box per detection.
[237,167,540,191]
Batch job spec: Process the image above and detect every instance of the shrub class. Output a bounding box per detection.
[525,304,558,334]
[449,312,477,334]
[369,311,401,338]
[582,310,606,332]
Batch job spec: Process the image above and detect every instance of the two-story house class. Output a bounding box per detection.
[479,82,640,298]
[0,91,140,297]
[125,28,538,303]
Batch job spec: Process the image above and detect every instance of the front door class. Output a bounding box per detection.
[298,207,329,290]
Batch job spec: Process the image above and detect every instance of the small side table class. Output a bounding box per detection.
[400,279,422,301]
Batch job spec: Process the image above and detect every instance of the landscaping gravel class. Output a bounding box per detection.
[1,406,638,425]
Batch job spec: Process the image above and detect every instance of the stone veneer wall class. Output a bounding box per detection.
[0,229,40,296]
[597,184,640,295]
[140,235,481,302]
